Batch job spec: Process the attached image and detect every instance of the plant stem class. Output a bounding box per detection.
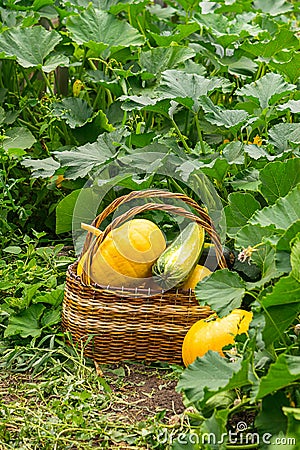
[171,118,191,153]
[245,290,289,348]
[79,47,87,79]
[195,113,206,155]
[255,62,265,81]
[17,118,40,132]
[41,71,54,96]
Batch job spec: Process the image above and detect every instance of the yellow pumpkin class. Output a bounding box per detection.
[78,219,166,287]
[182,264,212,290]
[182,309,253,366]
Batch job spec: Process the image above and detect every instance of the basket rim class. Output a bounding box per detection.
[67,261,201,298]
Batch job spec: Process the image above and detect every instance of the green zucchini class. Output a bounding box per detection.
[152,222,204,290]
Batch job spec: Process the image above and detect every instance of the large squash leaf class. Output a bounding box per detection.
[139,46,195,77]
[3,127,36,151]
[177,351,250,405]
[4,304,46,339]
[195,269,246,317]
[224,192,260,238]
[157,70,231,112]
[259,159,300,204]
[198,96,249,130]
[53,132,118,179]
[0,26,67,71]
[51,98,93,129]
[67,6,144,51]
[250,184,300,230]
[253,0,294,15]
[252,354,300,400]
[236,73,296,109]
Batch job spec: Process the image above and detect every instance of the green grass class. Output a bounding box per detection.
[0,337,187,449]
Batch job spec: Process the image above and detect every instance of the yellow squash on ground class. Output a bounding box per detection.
[182,309,253,366]
[78,218,166,287]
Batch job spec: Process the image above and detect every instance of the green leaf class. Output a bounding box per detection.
[252,246,279,286]
[177,351,250,405]
[199,409,228,450]
[244,144,286,162]
[55,187,100,234]
[290,234,300,283]
[201,158,229,182]
[277,100,300,114]
[227,56,258,78]
[149,23,199,47]
[255,392,288,438]
[250,185,300,230]
[34,285,65,307]
[53,133,117,179]
[253,354,300,400]
[139,46,195,77]
[235,224,275,252]
[0,26,62,69]
[120,95,158,111]
[269,123,300,151]
[198,96,249,130]
[41,53,69,73]
[259,159,300,205]
[51,98,93,129]
[67,6,144,51]
[270,52,300,83]
[253,0,293,15]
[222,141,244,165]
[3,246,22,255]
[241,28,299,59]
[236,73,296,109]
[282,407,300,448]
[261,275,300,346]
[194,269,246,317]
[157,70,230,112]
[22,156,60,178]
[3,127,36,151]
[230,168,260,191]
[262,274,300,308]
[224,192,261,238]
[276,221,300,252]
[72,109,115,145]
[4,304,46,338]
[41,308,61,328]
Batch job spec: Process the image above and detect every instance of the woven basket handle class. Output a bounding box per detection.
[79,189,226,285]
[82,189,215,250]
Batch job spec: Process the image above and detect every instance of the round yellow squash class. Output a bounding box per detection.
[80,219,166,287]
[182,264,212,290]
[182,309,253,366]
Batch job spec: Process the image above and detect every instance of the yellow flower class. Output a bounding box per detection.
[55,175,65,188]
[253,135,263,146]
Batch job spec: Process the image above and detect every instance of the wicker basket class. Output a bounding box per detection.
[62,189,227,365]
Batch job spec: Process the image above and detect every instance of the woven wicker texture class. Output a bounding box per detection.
[62,189,226,365]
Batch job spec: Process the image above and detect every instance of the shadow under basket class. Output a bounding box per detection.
[62,262,213,365]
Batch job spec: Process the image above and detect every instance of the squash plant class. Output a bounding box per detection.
[0,0,299,448]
